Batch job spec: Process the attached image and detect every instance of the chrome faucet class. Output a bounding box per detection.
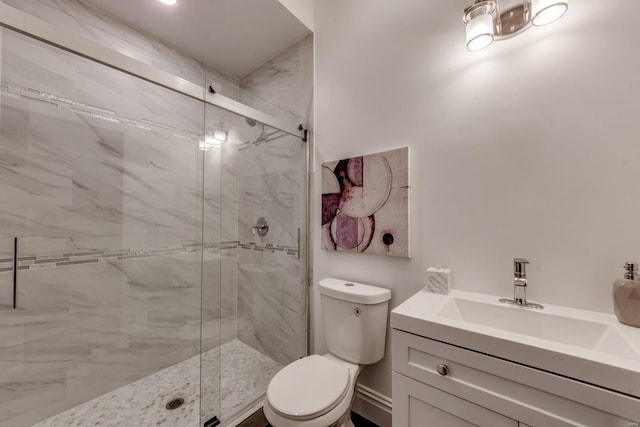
[499,258,544,309]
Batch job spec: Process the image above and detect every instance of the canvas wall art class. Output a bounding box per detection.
[321,147,410,258]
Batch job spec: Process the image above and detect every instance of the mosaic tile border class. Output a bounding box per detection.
[239,242,299,257]
[0,242,219,273]
[0,241,298,273]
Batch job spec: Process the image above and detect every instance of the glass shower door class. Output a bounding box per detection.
[200,105,308,423]
[0,26,219,427]
[199,103,226,426]
[236,123,307,367]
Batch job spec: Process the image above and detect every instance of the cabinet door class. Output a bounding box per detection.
[393,372,518,427]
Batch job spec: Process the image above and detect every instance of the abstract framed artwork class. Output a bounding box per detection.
[321,147,410,258]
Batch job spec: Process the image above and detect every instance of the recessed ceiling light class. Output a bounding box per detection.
[158,0,177,5]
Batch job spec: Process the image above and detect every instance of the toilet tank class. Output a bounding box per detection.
[319,278,391,365]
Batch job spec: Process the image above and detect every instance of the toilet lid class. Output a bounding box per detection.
[267,355,350,419]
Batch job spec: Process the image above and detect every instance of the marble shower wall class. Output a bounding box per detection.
[2,0,242,350]
[240,34,313,126]
[235,35,313,365]
[0,1,312,424]
[0,28,224,426]
[2,0,240,97]
[235,135,306,365]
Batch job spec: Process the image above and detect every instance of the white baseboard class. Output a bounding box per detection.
[353,384,392,427]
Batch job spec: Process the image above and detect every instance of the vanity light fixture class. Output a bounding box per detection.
[463,1,496,52]
[463,0,568,52]
[531,0,568,26]
[158,0,177,6]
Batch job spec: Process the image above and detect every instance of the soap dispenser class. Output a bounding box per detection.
[613,262,640,327]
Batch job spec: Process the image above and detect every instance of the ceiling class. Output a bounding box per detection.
[81,0,311,78]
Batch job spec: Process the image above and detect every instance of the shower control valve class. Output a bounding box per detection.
[252,217,269,237]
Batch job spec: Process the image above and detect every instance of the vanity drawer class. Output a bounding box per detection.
[392,372,518,427]
[392,329,640,426]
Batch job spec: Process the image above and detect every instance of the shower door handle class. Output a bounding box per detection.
[12,237,17,309]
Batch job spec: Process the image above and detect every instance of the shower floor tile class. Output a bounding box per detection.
[33,339,283,427]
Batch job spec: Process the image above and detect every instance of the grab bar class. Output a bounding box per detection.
[13,237,17,309]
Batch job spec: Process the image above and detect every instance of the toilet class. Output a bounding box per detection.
[264,278,391,427]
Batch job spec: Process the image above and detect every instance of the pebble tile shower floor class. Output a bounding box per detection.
[33,340,282,427]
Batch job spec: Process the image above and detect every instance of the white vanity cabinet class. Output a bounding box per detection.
[393,372,518,426]
[391,329,640,427]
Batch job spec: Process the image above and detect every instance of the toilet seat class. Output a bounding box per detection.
[266,355,350,420]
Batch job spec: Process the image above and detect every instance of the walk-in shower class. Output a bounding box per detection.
[0,3,309,426]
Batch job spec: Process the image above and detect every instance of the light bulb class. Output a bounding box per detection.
[532,0,568,26]
[158,0,177,6]
[466,13,494,51]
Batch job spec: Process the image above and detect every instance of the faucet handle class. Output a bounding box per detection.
[513,258,530,278]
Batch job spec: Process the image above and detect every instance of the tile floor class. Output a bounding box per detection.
[237,408,380,427]
[33,339,282,427]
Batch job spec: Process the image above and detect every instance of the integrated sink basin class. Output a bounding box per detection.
[436,297,640,360]
[391,289,640,398]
